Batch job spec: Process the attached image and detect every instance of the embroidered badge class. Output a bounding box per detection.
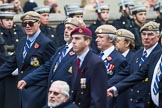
[68,66,72,73]
[30,57,40,67]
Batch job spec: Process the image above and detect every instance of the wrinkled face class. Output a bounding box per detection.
[22,19,40,36]
[100,10,109,22]
[134,12,147,25]
[141,31,160,49]
[40,13,49,25]
[72,34,90,55]
[96,34,110,51]
[64,24,76,43]
[48,85,67,107]
[116,37,128,53]
[1,18,14,29]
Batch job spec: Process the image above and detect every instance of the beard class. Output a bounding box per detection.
[48,96,66,107]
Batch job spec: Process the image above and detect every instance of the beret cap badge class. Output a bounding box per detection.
[148,25,153,30]
[98,29,102,33]
[117,31,122,35]
[79,28,83,33]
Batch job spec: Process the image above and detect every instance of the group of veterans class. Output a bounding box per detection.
[0,0,162,108]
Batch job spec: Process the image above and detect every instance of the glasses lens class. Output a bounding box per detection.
[22,21,36,27]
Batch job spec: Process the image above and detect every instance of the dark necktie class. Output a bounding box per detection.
[153,56,162,95]
[76,58,80,72]
[22,39,31,61]
[139,50,147,67]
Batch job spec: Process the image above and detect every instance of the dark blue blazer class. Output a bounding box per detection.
[23,45,76,89]
[71,50,107,108]
[127,44,161,102]
[0,32,55,108]
[106,49,128,84]
[115,49,162,108]
[125,50,135,64]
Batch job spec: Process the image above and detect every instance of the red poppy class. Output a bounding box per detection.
[34,43,39,49]
[107,56,112,61]
[69,51,75,56]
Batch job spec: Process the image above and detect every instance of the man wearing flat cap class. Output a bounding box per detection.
[95,25,128,108]
[34,6,58,48]
[115,29,135,108]
[0,11,56,108]
[107,21,162,108]
[56,4,84,47]
[112,21,161,107]
[71,26,107,108]
[17,17,86,107]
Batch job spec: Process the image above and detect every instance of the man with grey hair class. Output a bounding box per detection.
[95,25,128,108]
[43,80,78,108]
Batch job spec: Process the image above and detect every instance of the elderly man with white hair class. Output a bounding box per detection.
[43,80,79,108]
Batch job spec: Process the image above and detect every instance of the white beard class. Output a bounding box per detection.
[48,96,66,107]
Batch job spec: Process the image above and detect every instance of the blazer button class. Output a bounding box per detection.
[130,89,133,92]
[78,103,81,105]
[73,102,75,104]
[130,98,133,101]
[21,71,23,74]
[51,35,54,37]
[147,101,150,104]
[71,90,74,93]
[136,90,140,93]
[81,92,84,95]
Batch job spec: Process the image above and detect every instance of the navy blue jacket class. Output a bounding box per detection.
[0,32,55,108]
[71,50,107,108]
[23,45,76,89]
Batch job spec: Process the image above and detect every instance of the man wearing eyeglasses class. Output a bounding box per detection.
[43,80,79,108]
[107,21,161,108]
[0,11,56,108]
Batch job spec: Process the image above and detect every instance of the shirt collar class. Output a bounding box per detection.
[122,49,130,57]
[102,46,115,60]
[77,48,90,67]
[144,42,158,57]
[27,29,41,42]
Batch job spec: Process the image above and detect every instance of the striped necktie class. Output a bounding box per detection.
[99,52,104,58]
[57,45,68,64]
[153,56,162,95]
[139,50,147,67]
[22,39,31,61]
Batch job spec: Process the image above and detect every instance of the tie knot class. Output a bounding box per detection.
[27,39,31,46]
[143,51,147,56]
[99,52,104,58]
[76,58,80,67]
